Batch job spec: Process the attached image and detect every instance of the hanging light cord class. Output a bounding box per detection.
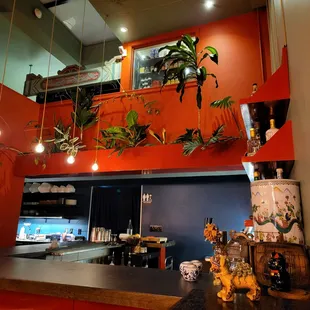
[39,0,58,142]
[94,23,107,163]
[72,0,87,139]
[0,0,16,103]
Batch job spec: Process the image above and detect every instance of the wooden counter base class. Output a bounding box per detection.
[0,279,180,309]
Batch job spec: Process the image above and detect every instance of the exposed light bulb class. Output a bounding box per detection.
[205,1,214,9]
[0,129,2,136]
[120,27,128,33]
[35,142,45,153]
[92,162,99,171]
[67,155,75,164]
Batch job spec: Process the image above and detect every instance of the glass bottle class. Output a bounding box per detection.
[254,170,261,181]
[127,219,133,235]
[265,119,279,141]
[276,168,284,179]
[247,128,260,156]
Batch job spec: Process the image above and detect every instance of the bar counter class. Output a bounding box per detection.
[1,245,310,309]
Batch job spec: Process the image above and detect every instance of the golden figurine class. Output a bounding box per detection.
[211,255,261,302]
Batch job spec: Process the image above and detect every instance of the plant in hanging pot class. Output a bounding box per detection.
[96,110,150,156]
[156,35,243,155]
[71,88,100,141]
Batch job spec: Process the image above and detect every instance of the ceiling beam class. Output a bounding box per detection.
[0,0,80,65]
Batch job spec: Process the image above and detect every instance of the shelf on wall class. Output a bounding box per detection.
[239,47,290,140]
[239,47,290,105]
[242,121,294,181]
[14,142,247,177]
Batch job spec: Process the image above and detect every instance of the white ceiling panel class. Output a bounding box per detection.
[44,0,117,45]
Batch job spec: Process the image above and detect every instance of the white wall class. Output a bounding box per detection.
[268,0,310,244]
[0,13,64,98]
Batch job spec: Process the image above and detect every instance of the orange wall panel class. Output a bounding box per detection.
[0,85,39,247]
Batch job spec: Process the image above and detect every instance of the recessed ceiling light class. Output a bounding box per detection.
[204,1,214,9]
[120,27,128,33]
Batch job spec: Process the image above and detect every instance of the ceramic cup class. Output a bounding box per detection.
[191,260,203,274]
[182,263,199,282]
[179,261,192,275]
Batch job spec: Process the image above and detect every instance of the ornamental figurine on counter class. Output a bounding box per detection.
[268,252,291,292]
[210,255,261,302]
[205,222,261,302]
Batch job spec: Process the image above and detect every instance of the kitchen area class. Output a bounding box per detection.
[15,175,247,270]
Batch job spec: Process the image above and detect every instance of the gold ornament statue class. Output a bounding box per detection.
[211,254,261,302]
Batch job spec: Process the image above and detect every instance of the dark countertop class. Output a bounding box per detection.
[1,245,310,309]
[0,256,206,309]
[172,289,310,310]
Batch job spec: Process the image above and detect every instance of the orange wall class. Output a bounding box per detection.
[0,85,39,247]
[40,11,270,150]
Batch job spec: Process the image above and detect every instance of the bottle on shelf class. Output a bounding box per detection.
[127,219,133,235]
[265,119,279,141]
[276,168,284,179]
[254,169,261,181]
[247,128,261,156]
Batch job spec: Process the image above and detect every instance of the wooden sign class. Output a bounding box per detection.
[23,63,121,97]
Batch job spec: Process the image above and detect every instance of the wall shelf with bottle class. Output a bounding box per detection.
[239,47,293,181]
[132,40,179,90]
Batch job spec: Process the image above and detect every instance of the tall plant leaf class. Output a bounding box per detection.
[210,96,234,109]
[126,110,138,128]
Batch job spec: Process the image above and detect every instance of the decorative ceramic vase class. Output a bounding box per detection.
[251,179,304,244]
[191,260,203,274]
[179,261,192,275]
[181,263,199,282]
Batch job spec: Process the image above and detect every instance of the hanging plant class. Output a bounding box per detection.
[46,126,85,158]
[96,110,150,156]
[155,34,219,110]
[174,96,243,156]
[71,88,99,141]
[43,116,71,153]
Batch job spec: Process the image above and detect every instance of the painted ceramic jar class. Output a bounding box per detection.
[191,260,203,274]
[181,263,199,282]
[251,179,304,244]
[179,261,192,275]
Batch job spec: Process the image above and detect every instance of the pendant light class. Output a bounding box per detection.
[91,22,107,172]
[0,0,16,139]
[35,0,58,153]
[67,155,75,164]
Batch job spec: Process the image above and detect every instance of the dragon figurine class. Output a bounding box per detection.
[210,254,261,302]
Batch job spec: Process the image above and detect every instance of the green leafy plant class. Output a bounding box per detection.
[71,88,100,140]
[156,34,219,110]
[97,110,150,156]
[46,126,85,158]
[44,116,71,153]
[174,96,243,156]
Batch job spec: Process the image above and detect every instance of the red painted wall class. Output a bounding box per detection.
[38,11,270,150]
[0,85,39,247]
[1,10,271,245]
